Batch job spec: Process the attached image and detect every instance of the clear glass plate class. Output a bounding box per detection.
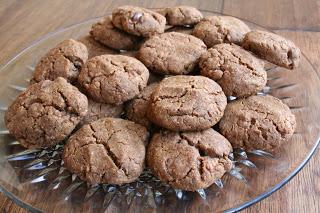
[0,10,319,213]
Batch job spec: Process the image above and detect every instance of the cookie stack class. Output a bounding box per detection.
[4,5,299,191]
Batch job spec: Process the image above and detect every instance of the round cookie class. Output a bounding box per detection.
[5,77,88,149]
[147,129,232,191]
[112,6,166,37]
[160,6,203,26]
[90,16,140,50]
[219,95,296,152]
[80,99,124,125]
[63,118,149,184]
[147,76,227,131]
[200,44,267,97]
[32,39,88,84]
[78,35,117,59]
[126,83,158,129]
[192,16,250,48]
[242,30,301,69]
[138,32,207,75]
[78,55,149,105]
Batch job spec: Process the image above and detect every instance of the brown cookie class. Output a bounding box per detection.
[126,83,158,129]
[63,118,149,184]
[192,16,250,48]
[200,44,267,97]
[32,39,88,84]
[219,95,296,153]
[78,35,117,59]
[147,129,232,191]
[5,77,88,149]
[138,32,206,75]
[112,6,166,37]
[90,16,140,50]
[242,30,301,69]
[80,99,124,125]
[161,6,203,26]
[147,76,227,131]
[78,55,149,105]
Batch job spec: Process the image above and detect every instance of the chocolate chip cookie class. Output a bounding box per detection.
[193,16,250,48]
[219,95,296,152]
[242,30,301,69]
[32,39,88,84]
[126,83,158,129]
[147,76,227,131]
[138,32,207,75]
[160,6,203,26]
[78,35,117,59]
[90,16,140,50]
[5,77,88,148]
[78,55,149,105]
[112,6,166,37]
[147,129,232,191]
[63,118,149,184]
[200,44,267,97]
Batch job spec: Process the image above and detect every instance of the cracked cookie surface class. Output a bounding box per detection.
[138,32,207,75]
[5,77,88,148]
[241,30,301,69]
[192,16,250,48]
[32,39,88,84]
[219,95,296,152]
[112,6,166,37]
[78,54,149,105]
[159,6,203,26]
[78,35,117,59]
[200,44,267,97]
[147,76,227,131]
[63,118,149,184]
[90,16,140,50]
[147,129,232,191]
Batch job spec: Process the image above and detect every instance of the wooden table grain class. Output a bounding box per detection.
[0,0,319,212]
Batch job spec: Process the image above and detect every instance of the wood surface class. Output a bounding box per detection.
[0,0,319,212]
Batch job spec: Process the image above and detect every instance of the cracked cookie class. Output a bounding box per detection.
[112,6,166,37]
[32,39,88,84]
[138,32,207,75]
[219,95,296,152]
[78,54,149,105]
[147,129,232,191]
[126,83,159,129]
[147,75,227,131]
[90,16,140,50]
[241,30,301,69]
[63,117,149,184]
[160,6,203,26]
[78,35,117,59]
[5,77,88,149]
[200,44,267,97]
[192,16,250,48]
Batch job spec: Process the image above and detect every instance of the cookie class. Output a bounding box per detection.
[241,30,301,69]
[138,32,206,75]
[147,76,227,131]
[78,55,149,105]
[161,6,203,26]
[78,35,117,59]
[147,129,232,191]
[32,39,88,84]
[200,44,267,97]
[90,16,140,50]
[80,99,124,125]
[63,118,149,184]
[192,16,250,48]
[112,6,166,37]
[5,77,88,148]
[126,83,158,129]
[219,95,296,152]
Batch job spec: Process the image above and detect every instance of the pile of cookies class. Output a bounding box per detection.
[4,5,299,191]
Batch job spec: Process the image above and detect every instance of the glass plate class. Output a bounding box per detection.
[0,10,319,213]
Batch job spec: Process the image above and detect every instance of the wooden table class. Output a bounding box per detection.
[0,0,319,212]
